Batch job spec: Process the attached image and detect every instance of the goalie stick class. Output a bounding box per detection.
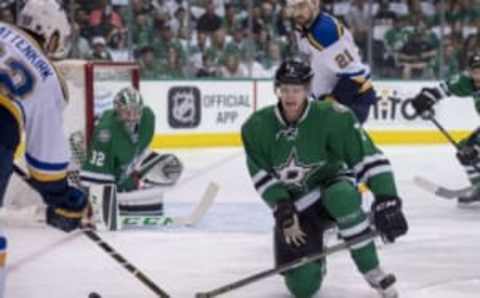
[121,182,219,227]
[12,164,171,298]
[194,231,379,298]
[413,176,475,199]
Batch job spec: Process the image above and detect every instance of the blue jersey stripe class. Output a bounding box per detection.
[25,153,69,171]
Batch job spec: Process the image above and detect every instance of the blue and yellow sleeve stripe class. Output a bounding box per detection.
[25,153,68,182]
[307,13,345,51]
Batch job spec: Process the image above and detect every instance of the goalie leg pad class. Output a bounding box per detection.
[88,184,121,231]
[118,190,164,216]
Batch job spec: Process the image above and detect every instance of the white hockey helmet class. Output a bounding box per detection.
[285,0,320,18]
[17,0,72,59]
[114,87,144,137]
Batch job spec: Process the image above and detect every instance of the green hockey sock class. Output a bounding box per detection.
[323,181,379,273]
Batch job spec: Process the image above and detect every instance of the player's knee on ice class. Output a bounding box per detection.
[285,262,324,298]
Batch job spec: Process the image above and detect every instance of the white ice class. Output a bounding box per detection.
[6,145,480,298]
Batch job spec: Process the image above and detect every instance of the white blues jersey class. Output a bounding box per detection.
[0,22,69,182]
[294,12,372,99]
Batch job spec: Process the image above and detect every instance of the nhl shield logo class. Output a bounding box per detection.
[168,86,201,128]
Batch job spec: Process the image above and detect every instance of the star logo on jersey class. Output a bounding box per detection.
[274,148,325,189]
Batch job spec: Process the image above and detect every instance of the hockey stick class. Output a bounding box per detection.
[82,229,170,298]
[413,176,475,199]
[121,182,219,227]
[428,115,460,149]
[194,230,379,298]
[171,182,219,226]
[11,164,171,298]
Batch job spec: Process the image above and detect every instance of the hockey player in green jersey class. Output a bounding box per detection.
[241,59,408,298]
[80,87,183,229]
[411,53,480,205]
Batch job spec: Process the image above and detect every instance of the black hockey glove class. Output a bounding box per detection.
[273,200,306,247]
[372,195,408,243]
[411,87,442,116]
[456,144,480,165]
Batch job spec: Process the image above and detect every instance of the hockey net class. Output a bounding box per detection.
[2,60,140,225]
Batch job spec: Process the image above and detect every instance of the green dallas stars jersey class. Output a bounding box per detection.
[80,106,155,192]
[444,73,480,114]
[241,100,398,208]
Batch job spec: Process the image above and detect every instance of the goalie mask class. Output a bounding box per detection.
[114,87,144,139]
[18,0,72,59]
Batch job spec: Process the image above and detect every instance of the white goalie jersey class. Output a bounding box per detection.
[0,22,70,182]
[295,12,371,99]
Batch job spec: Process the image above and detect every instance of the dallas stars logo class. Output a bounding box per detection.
[274,148,325,189]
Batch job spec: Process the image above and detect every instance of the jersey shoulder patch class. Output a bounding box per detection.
[96,128,112,143]
[308,13,344,49]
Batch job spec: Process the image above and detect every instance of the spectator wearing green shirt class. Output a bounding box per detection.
[225,25,248,60]
[151,24,186,63]
[427,38,461,79]
[132,13,154,51]
[205,28,228,66]
[139,47,163,80]
[158,47,186,79]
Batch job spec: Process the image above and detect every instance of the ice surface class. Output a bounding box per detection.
[6,146,480,298]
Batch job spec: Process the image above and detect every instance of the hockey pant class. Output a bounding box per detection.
[319,76,377,124]
[274,180,381,298]
[0,101,21,298]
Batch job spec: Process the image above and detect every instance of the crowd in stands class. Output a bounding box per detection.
[1,0,480,80]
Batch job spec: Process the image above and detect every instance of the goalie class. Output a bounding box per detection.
[80,87,183,229]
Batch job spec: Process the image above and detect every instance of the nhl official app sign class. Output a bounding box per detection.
[168,86,202,128]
